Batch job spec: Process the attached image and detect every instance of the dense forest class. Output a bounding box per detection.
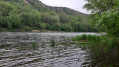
[0,0,95,32]
[84,0,119,37]
[82,0,119,66]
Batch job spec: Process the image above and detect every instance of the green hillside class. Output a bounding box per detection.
[0,0,94,32]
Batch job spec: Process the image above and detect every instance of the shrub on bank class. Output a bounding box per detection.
[72,34,101,41]
[84,38,118,66]
[72,35,81,41]
[87,35,101,41]
[79,34,87,40]
[72,35,118,66]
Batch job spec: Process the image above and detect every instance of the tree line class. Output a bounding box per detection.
[0,1,95,32]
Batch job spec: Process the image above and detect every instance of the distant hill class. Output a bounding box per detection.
[4,0,87,17]
[0,0,95,32]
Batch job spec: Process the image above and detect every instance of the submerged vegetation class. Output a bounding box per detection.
[88,40,118,66]
[50,39,56,47]
[31,42,38,50]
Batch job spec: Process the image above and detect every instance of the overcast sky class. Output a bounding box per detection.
[39,0,90,14]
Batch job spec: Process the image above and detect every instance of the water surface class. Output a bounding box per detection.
[0,32,97,67]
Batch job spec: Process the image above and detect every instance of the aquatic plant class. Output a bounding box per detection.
[5,46,8,50]
[79,34,87,40]
[72,34,100,41]
[31,42,38,49]
[50,39,56,47]
[87,35,101,41]
[72,35,81,41]
[72,34,87,41]
[2,45,9,50]
[109,65,113,67]
[18,47,22,51]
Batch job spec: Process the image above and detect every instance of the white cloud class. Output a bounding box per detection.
[39,0,90,14]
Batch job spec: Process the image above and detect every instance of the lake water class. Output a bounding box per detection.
[0,32,99,67]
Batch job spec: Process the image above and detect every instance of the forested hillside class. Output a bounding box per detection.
[0,0,95,32]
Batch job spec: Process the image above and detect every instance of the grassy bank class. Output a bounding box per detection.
[72,34,101,42]
[72,35,119,66]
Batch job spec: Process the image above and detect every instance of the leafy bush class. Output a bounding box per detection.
[72,35,81,41]
[72,35,100,41]
[99,11,119,37]
[79,34,87,40]
[87,39,117,59]
[87,35,101,41]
